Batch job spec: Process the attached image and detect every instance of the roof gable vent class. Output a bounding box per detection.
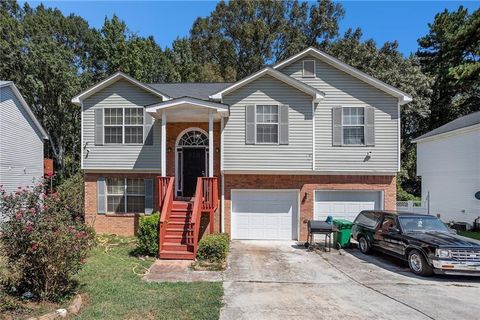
[302,60,315,78]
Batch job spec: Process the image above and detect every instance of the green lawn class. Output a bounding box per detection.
[75,235,223,320]
[458,231,480,241]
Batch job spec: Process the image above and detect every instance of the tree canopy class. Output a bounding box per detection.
[0,0,478,197]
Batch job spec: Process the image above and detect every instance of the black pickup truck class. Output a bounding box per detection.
[351,210,480,276]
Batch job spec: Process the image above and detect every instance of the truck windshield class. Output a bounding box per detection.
[398,216,450,233]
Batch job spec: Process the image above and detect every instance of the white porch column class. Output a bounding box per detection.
[161,110,167,176]
[208,111,214,177]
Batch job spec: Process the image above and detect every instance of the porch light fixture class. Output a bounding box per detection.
[167,147,172,153]
[215,148,220,153]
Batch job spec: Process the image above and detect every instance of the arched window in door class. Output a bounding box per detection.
[177,130,208,146]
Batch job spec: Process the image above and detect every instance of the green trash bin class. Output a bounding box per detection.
[333,219,353,249]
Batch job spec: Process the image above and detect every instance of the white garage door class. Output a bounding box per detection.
[314,190,382,222]
[231,190,298,240]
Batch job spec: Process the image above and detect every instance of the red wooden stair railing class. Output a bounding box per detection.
[157,176,218,260]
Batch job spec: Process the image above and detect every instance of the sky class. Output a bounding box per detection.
[20,1,480,56]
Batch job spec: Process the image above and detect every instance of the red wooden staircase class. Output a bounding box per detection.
[157,176,218,260]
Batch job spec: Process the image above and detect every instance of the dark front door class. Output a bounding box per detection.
[182,147,206,197]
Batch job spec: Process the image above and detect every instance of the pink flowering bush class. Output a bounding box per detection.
[0,182,95,301]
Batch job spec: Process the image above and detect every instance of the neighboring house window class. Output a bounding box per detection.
[342,107,365,145]
[256,105,279,144]
[302,60,315,78]
[104,107,144,144]
[106,178,145,213]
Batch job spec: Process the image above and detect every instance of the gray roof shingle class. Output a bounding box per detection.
[147,82,232,100]
[414,111,480,141]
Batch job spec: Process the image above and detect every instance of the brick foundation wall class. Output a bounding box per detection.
[84,172,160,236]
[223,174,396,241]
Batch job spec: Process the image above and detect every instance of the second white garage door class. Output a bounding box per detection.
[231,190,298,240]
[314,190,383,222]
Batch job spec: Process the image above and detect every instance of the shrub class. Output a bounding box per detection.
[56,172,84,220]
[0,182,95,301]
[196,233,229,262]
[136,213,160,256]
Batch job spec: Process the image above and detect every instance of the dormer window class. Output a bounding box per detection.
[302,60,315,78]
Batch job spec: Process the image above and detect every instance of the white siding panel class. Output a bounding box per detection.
[280,57,399,173]
[223,75,313,170]
[82,79,163,170]
[416,127,480,223]
[0,86,44,193]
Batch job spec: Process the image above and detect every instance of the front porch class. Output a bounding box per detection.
[146,97,225,259]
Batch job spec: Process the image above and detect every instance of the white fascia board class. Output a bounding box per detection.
[273,47,412,105]
[71,72,170,106]
[146,97,229,116]
[223,170,397,176]
[412,123,480,144]
[209,67,325,101]
[1,82,49,140]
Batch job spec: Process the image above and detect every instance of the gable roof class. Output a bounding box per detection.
[209,67,325,101]
[71,72,170,105]
[0,81,49,140]
[273,47,413,105]
[148,83,232,100]
[413,111,480,142]
[146,96,229,115]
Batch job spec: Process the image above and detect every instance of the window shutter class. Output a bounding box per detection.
[144,179,154,215]
[245,105,255,144]
[332,106,343,146]
[97,177,106,214]
[279,104,289,145]
[365,106,375,146]
[303,60,315,78]
[94,109,104,146]
[144,111,154,145]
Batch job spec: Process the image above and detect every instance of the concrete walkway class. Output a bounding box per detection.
[220,240,480,320]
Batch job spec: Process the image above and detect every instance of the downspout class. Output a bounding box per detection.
[220,115,225,233]
[312,101,316,171]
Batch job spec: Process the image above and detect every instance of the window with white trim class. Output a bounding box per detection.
[256,105,278,144]
[106,178,145,213]
[104,107,144,144]
[342,107,365,145]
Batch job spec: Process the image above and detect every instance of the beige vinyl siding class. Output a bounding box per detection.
[0,86,44,193]
[82,79,162,170]
[223,75,313,171]
[280,57,399,173]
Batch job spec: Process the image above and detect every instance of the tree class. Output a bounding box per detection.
[0,1,99,179]
[190,0,344,80]
[417,6,480,129]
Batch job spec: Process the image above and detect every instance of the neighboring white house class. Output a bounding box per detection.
[414,111,480,225]
[0,80,48,193]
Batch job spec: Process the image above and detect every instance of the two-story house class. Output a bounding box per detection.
[72,47,411,259]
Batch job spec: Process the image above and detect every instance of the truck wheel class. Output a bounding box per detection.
[358,236,372,254]
[408,250,433,276]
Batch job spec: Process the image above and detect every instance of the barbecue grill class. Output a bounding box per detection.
[305,220,339,252]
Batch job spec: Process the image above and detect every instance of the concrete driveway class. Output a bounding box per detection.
[221,240,480,320]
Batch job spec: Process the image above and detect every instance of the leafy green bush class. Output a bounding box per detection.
[136,213,160,256]
[196,233,229,262]
[56,172,84,220]
[0,181,95,301]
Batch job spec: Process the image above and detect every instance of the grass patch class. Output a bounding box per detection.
[458,231,480,241]
[74,235,223,319]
